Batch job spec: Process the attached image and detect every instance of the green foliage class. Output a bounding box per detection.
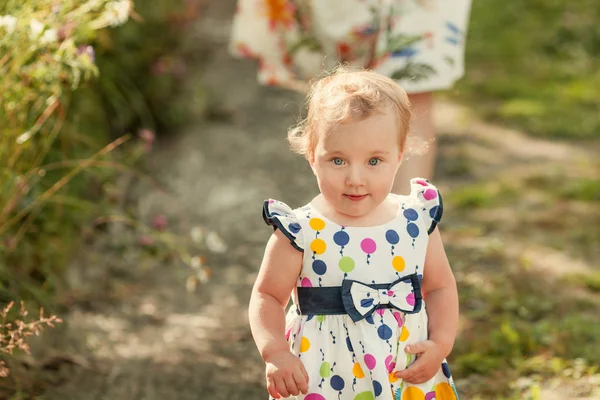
[457,0,600,138]
[76,0,205,137]
[562,272,600,293]
[446,164,600,397]
[451,244,600,397]
[0,0,134,306]
[447,181,518,209]
[560,178,600,202]
[448,186,494,209]
[0,0,202,307]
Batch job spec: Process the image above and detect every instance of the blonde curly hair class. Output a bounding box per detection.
[288,67,412,158]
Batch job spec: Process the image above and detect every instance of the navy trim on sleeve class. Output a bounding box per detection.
[262,200,304,252]
[427,191,443,235]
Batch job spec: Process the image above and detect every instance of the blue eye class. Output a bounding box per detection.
[368,158,381,166]
[332,158,345,166]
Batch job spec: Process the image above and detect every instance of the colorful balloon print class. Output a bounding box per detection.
[435,382,456,399]
[300,337,311,352]
[430,206,439,219]
[442,362,451,378]
[385,355,396,373]
[403,208,419,221]
[385,229,399,245]
[339,256,355,273]
[407,223,419,238]
[288,222,301,234]
[346,336,354,352]
[378,324,393,340]
[393,311,404,327]
[402,386,425,400]
[354,392,375,400]
[320,362,331,378]
[305,394,326,400]
[334,230,350,246]
[360,238,376,254]
[364,354,376,370]
[310,238,327,254]
[330,375,345,391]
[312,260,327,275]
[385,355,393,367]
[423,189,438,201]
[406,292,415,306]
[373,380,383,397]
[361,298,375,308]
[392,256,406,272]
[352,362,365,378]
[399,326,410,341]
[309,217,326,231]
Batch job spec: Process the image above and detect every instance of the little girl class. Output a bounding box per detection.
[250,69,459,400]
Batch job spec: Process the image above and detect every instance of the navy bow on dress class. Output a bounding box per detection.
[341,274,423,322]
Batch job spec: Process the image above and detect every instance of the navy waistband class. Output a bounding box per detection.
[297,283,396,315]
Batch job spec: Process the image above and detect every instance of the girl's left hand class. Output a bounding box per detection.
[394,340,444,384]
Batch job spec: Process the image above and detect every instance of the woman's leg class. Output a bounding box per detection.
[393,92,436,195]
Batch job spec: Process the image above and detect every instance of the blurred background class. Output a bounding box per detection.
[1,1,599,399]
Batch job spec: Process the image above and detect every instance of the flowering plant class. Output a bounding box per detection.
[0,0,133,242]
[0,0,133,378]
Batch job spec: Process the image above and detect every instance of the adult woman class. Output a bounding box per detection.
[229,0,472,193]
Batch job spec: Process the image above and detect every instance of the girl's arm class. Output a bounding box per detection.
[249,229,304,362]
[395,227,458,383]
[421,227,459,357]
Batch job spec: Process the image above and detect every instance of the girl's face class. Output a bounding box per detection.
[309,107,403,220]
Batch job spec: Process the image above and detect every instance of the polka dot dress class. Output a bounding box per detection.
[263,179,458,400]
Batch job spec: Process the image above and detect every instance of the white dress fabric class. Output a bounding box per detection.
[230,0,472,93]
[262,178,458,400]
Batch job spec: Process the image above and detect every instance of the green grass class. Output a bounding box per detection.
[448,239,600,398]
[456,0,600,139]
[563,272,600,293]
[442,162,600,397]
[447,181,519,209]
[561,178,600,202]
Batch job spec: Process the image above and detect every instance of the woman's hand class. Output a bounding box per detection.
[265,350,309,398]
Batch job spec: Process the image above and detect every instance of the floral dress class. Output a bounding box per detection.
[230,0,472,93]
[262,179,458,400]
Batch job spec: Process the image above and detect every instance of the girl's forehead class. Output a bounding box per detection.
[318,112,399,146]
[316,131,400,156]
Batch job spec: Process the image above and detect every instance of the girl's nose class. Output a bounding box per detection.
[346,166,365,186]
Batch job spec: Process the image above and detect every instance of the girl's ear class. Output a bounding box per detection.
[307,150,317,175]
[396,151,404,170]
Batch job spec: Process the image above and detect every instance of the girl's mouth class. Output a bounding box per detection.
[345,194,368,201]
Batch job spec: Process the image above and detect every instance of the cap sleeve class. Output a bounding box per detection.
[262,199,304,252]
[409,178,443,235]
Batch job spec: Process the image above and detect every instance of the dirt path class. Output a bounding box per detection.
[23,1,599,399]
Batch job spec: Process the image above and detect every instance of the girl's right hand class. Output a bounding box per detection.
[265,350,309,398]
